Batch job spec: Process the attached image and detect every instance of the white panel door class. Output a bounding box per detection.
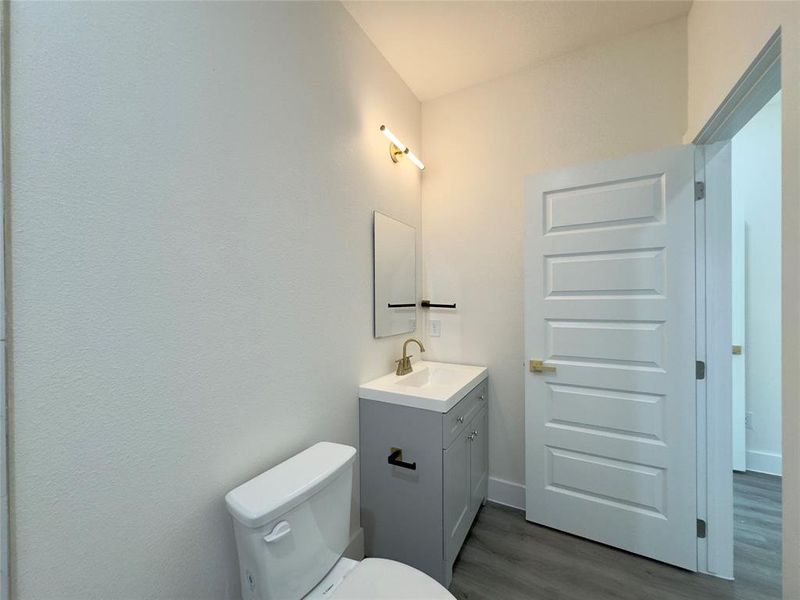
[524,146,697,570]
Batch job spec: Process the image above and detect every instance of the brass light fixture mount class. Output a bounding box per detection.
[380,124,425,170]
[389,142,404,163]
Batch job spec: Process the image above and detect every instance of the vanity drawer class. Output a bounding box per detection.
[442,380,488,449]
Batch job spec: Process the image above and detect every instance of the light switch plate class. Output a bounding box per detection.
[429,319,441,337]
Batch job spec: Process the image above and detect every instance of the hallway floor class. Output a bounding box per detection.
[449,472,781,600]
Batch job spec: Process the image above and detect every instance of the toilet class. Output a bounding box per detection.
[225,442,456,600]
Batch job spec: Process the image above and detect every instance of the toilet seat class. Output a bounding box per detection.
[307,557,455,600]
[332,558,455,600]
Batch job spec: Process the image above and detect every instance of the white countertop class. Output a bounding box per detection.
[359,360,488,413]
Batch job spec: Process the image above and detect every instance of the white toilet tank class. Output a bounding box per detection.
[225,442,357,600]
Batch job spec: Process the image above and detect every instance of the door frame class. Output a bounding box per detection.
[1,1,8,597]
[731,221,746,473]
[693,28,781,580]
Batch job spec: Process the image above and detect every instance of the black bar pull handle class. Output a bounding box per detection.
[388,448,417,470]
[421,300,457,309]
[387,303,416,308]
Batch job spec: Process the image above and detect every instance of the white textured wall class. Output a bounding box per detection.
[731,93,782,474]
[420,18,688,487]
[686,2,800,594]
[8,2,420,598]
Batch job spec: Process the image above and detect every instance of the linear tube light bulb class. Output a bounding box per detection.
[379,124,424,171]
[380,125,407,152]
[404,149,425,171]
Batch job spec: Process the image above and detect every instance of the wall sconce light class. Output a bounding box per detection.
[380,125,425,171]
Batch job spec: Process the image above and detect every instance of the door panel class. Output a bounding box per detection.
[443,428,470,564]
[544,174,664,232]
[546,384,665,442]
[469,407,488,513]
[546,248,666,297]
[524,145,697,570]
[546,320,665,367]
[547,447,666,515]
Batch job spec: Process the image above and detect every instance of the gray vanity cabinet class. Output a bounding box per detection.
[360,378,488,587]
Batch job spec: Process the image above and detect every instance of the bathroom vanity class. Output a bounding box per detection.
[359,361,488,586]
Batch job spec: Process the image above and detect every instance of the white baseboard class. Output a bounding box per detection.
[488,477,526,511]
[746,450,782,476]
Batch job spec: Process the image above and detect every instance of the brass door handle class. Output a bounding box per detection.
[529,360,556,374]
[732,345,743,355]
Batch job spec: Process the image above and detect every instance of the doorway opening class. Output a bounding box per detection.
[730,90,782,598]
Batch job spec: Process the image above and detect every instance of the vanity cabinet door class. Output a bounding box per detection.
[469,407,489,513]
[443,427,471,564]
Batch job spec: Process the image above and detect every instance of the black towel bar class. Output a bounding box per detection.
[388,448,417,470]
[387,303,416,308]
[421,300,456,309]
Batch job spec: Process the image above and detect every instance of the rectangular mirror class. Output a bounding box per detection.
[374,211,416,338]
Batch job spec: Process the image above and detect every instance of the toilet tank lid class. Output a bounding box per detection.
[225,442,356,529]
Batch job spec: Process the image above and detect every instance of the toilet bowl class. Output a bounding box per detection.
[225,442,455,600]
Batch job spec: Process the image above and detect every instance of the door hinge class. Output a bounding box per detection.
[696,360,706,380]
[697,519,707,538]
[695,181,705,201]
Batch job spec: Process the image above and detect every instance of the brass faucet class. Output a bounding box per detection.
[396,338,425,376]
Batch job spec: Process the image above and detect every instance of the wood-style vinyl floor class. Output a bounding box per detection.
[449,472,781,600]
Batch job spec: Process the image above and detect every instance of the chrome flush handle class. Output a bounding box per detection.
[263,521,291,543]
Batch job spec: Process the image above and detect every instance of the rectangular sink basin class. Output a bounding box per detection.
[359,360,488,412]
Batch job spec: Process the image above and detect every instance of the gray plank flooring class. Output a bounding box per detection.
[449,472,781,600]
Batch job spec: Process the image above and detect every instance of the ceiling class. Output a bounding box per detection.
[343,1,692,101]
